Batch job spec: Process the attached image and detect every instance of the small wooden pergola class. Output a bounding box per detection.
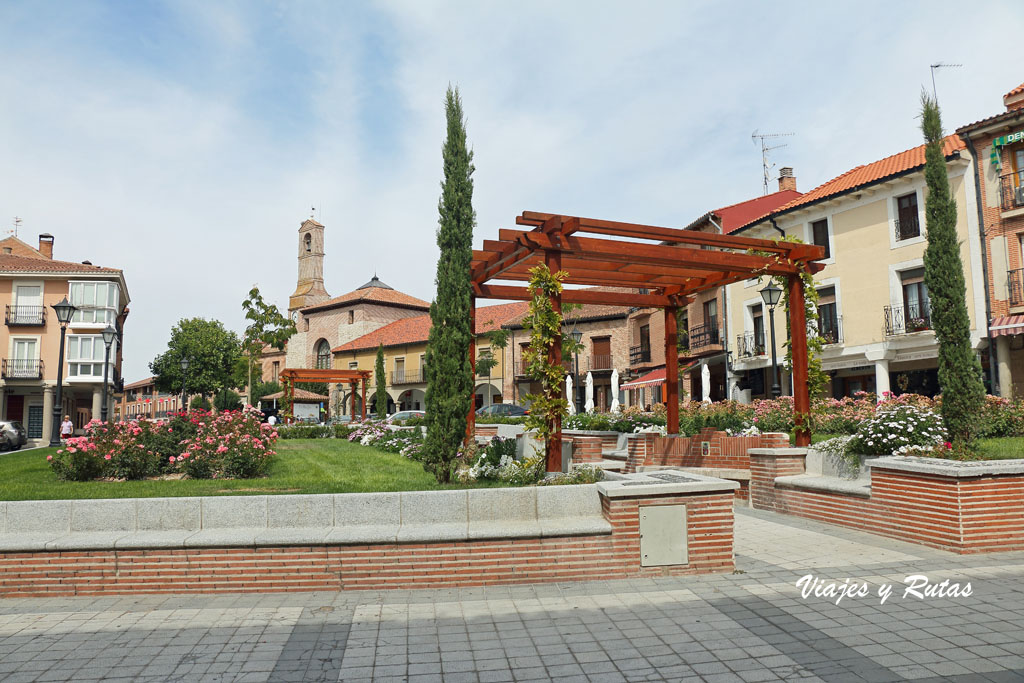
[279,368,372,423]
[471,211,825,471]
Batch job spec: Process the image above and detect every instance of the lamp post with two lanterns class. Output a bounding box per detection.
[49,297,78,447]
[180,358,191,412]
[100,325,117,422]
[759,282,783,399]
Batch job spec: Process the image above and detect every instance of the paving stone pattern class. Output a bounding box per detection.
[2,507,1024,681]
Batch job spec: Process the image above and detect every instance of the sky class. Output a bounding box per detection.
[2,0,1023,381]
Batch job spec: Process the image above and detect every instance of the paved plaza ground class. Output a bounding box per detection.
[2,507,1023,682]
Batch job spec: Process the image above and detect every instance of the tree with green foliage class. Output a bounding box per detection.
[213,388,243,411]
[920,92,985,445]
[423,86,476,483]
[241,286,296,404]
[150,318,241,399]
[375,344,387,419]
[250,381,281,408]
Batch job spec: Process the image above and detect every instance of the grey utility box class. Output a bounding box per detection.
[639,504,688,567]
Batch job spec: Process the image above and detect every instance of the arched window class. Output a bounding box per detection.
[304,234,312,252]
[316,339,331,369]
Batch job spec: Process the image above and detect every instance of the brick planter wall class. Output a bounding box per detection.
[749,449,1024,554]
[571,436,604,464]
[632,430,789,472]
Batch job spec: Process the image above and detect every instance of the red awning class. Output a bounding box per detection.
[621,368,665,389]
[990,315,1024,337]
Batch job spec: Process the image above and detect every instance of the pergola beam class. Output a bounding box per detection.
[473,283,682,308]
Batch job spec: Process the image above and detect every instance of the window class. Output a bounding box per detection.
[67,335,114,377]
[69,281,119,324]
[10,338,38,377]
[315,339,331,369]
[817,286,839,344]
[895,193,920,240]
[348,362,358,370]
[639,325,650,353]
[271,361,280,383]
[703,299,718,331]
[348,310,354,324]
[901,269,931,330]
[751,306,765,352]
[304,234,311,252]
[811,219,830,259]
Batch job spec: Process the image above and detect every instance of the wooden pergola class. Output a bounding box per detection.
[279,368,372,423]
[471,211,825,472]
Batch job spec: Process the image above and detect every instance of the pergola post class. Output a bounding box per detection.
[466,295,477,442]
[545,249,563,473]
[361,379,367,422]
[350,381,357,422]
[288,378,294,424]
[664,306,679,434]
[788,275,811,446]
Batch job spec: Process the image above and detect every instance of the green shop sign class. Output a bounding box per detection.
[991,129,1024,171]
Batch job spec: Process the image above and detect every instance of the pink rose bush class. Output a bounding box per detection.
[47,407,277,482]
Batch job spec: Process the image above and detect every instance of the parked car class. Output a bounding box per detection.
[0,420,27,451]
[387,410,425,424]
[476,403,528,417]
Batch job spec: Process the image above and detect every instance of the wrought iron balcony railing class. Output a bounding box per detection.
[814,315,843,345]
[391,369,425,385]
[629,345,651,365]
[736,332,766,358]
[1010,268,1024,307]
[688,323,720,349]
[5,305,45,326]
[884,304,931,336]
[1000,174,1024,211]
[894,215,921,241]
[2,358,43,379]
[588,354,613,371]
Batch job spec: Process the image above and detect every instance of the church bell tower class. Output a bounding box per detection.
[288,217,331,316]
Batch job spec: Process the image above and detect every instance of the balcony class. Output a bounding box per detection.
[688,323,720,349]
[894,215,921,241]
[736,332,766,358]
[391,369,425,385]
[814,315,843,345]
[2,359,43,379]
[1000,174,1024,211]
[629,345,651,365]
[588,354,613,372]
[5,305,45,326]
[884,304,932,336]
[1010,268,1024,307]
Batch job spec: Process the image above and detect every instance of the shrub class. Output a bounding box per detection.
[48,437,106,481]
[848,405,947,456]
[174,407,277,479]
[277,424,332,439]
[190,396,211,410]
[467,436,517,479]
[540,464,605,485]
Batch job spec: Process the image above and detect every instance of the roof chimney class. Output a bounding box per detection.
[38,234,53,260]
[778,167,796,193]
[1004,82,1024,112]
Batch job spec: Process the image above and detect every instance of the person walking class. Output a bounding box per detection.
[60,415,74,441]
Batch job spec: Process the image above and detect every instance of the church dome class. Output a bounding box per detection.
[357,275,394,290]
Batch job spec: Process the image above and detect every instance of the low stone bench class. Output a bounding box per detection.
[772,450,875,499]
[0,485,612,552]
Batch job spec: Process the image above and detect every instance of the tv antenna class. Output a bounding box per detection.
[752,130,794,195]
[930,62,963,102]
[11,216,22,238]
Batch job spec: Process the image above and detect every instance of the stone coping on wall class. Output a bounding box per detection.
[774,474,871,498]
[598,470,739,499]
[868,456,1024,477]
[637,465,751,481]
[0,485,613,553]
[748,448,809,456]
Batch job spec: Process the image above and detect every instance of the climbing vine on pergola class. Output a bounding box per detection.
[470,211,826,472]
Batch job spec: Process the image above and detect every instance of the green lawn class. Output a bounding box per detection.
[0,439,497,501]
[791,433,1024,460]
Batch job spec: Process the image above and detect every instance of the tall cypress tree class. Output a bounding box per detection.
[423,86,475,483]
[375,343,387,419]
[920,92,985,446]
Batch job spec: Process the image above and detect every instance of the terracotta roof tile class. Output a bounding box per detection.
[332,302,530,353]
[1006,82,1024,99]
[710,189,803,234]
[123,376,156,390]
[0,253,122,274]
[262,388,328,401]
[734,135,965,232]
[301,285,429,313]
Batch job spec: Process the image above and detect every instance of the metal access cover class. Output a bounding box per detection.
[639,504,687,567]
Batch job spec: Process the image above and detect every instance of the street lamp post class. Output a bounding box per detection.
[180,358,190,413]
[571,330,583,414]
[760,282,783,399]
[49,297,78,447]
[100,325,117,422]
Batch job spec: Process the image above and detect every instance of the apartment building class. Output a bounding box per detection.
[620,179,801,407]
[118,376,183,421]
[501,302,630,412]
[726,136,986,400]
[0,233,129,443]
[957,81,1024,396]
[332,302,528,415]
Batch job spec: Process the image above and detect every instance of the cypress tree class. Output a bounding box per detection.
[920,92,985,446]
[375,343,387,419]
[423,86,475,483]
